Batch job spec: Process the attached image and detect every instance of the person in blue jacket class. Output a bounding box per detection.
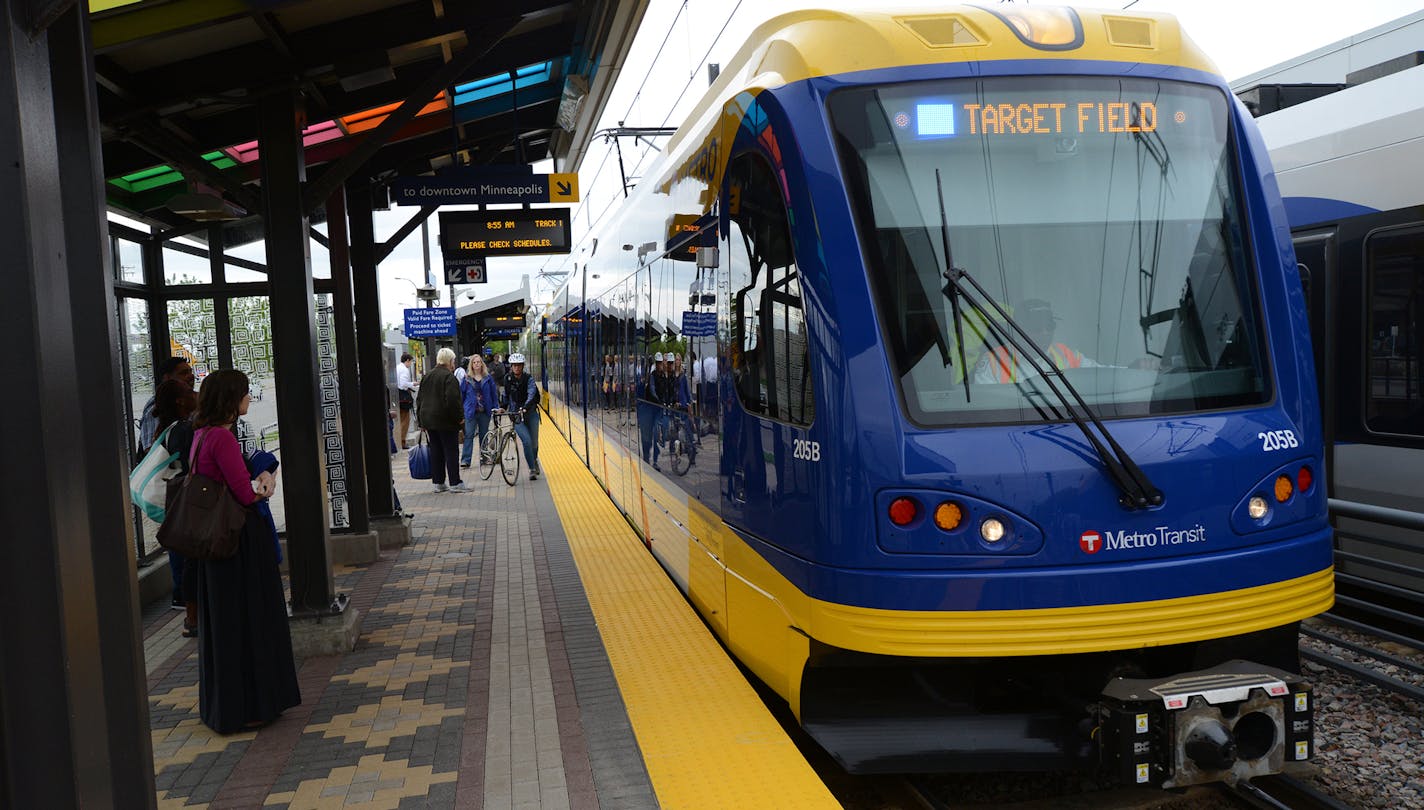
[499,353,542,480]
[460,355,499,468]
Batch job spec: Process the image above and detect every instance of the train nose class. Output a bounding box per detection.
[1184,719,1237,770]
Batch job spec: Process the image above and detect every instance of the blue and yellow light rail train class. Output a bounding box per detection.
[518,5,1332,787]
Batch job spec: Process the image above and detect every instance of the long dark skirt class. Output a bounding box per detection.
[193,510,301,733]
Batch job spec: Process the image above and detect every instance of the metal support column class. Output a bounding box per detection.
[347,181,397,517]
[258,88,335,614]
[145,235,170,375]
[0,4,155,806]
[326,187,370,533]
[209,224,233,369]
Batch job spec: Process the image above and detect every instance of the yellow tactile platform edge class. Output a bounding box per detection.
[541,428,838,809]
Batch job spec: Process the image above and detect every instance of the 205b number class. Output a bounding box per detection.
[793,439,821,462]
[1259,430,1299,451]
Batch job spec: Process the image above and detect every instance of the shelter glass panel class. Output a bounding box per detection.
[121,297,153,454]
[316,293,349,528]
[115,237,144,283]
[117,295,159,560]
[225,262,266,283]
[228,295,284,531]
[167,298,218,380]
[163,245,212,285]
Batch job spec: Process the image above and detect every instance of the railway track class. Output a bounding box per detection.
[1305,499,1424,704]
[1226,774,1355,810]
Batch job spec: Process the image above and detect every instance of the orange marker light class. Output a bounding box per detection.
[889,497,919,527]
[934,502,963,531]
[1297,466,1313,494]
[1274,475,1294,503]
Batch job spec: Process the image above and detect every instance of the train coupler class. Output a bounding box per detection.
[1094,660,1313,788]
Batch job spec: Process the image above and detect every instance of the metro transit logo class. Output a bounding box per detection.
[1079,531,1103,554]
[1078,525,1207,553]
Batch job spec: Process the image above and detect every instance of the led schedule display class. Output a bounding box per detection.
[439,208,572,257]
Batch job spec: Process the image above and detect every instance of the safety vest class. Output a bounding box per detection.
[988,342,1083,383]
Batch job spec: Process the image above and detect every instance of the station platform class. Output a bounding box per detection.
[142,424,838,809]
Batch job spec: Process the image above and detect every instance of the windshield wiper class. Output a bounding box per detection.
[933,170,1163,510]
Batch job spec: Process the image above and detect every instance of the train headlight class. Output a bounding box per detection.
[1247,496,1269,520]
[934,502,963,531]
[1273,475,1294,503]
[980,517,1006,543]
[994,7,1080,46]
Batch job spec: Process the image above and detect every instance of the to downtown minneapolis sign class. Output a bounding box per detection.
[392,170,579,205]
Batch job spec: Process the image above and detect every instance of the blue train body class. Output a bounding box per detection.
[520,6,1332,783]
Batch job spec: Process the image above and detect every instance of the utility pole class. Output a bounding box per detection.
[421,219,436,363]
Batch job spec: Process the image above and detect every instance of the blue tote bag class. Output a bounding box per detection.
[407,430,431,480]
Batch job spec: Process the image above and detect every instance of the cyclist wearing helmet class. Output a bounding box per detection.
[499,353,542,480]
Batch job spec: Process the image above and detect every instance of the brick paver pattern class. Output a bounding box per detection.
[141,436,653,809]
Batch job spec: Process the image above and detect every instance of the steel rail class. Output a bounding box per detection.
[1229,775,1355,810]
[1301,626,1424,676]
[1299,647,1424,702]
[1319,612,1424,651]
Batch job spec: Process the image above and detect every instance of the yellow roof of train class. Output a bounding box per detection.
[667,5,1218,155]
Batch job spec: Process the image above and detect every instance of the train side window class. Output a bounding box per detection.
[1365,226,1424,436]
[725,153,815,424]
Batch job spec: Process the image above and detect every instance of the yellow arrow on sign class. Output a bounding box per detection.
[549,173,580,202]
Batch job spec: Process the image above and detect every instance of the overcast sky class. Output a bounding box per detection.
[368,0,1423,328]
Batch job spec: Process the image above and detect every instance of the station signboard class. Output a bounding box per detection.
[393,170,579,205]
[440,209,572,258]
[404,307,457,337]
[444,255,486,284]
[681,310,716,337]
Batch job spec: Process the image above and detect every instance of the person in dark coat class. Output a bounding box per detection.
[416,347,468,492]
[187,369,300,733]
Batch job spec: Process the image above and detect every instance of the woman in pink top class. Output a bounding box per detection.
[188,369,300,733]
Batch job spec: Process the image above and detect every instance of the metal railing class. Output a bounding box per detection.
[1305,497,1424,703]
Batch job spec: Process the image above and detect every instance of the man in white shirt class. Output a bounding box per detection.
[396,352,418,449]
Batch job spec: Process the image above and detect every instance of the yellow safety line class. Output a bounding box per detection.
[541,428,838,809]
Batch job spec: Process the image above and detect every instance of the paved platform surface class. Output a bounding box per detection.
[142,423,834,808]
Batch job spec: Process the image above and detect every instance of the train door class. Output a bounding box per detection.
[720,152,819,559]
[1292,229,1338,481]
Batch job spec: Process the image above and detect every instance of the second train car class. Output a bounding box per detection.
[519,5,1332,788]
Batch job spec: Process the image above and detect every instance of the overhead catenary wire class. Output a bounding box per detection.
[549,0,747,294]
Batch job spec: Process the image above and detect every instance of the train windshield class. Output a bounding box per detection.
[828,77,1270,426]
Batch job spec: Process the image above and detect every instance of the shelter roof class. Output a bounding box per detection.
[91,0,648,233]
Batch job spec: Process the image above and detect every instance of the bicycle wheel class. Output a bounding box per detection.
[479,428,499,480]
[500,433,520,486]
[671,426,690,476]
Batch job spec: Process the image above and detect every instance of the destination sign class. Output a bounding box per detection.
[393,171,579,205]
[901,100,1169,138]
[439,209,571,258]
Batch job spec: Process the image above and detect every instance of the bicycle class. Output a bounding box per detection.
[657,407,694,477]
[479,410,523,486]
